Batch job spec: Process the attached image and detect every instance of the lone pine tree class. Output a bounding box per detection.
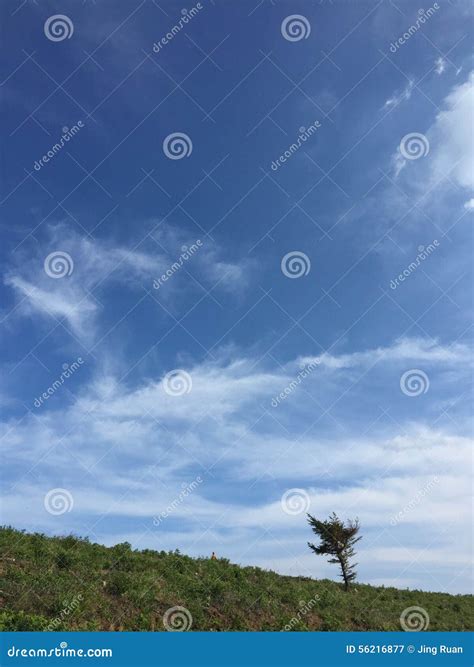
[307,512,362,591]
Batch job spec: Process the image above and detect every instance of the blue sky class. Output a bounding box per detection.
[1,0,472,594]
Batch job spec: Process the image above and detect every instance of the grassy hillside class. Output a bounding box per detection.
[0,527,472,632]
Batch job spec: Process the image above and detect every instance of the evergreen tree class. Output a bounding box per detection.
[307,512,361,591]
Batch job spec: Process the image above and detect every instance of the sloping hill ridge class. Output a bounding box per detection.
[0,527,472,631]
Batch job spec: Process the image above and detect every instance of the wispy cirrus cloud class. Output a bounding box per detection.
[4,275,98,339]
[4,224,255,341]
[383,79,414,109]
[305,337,472,370]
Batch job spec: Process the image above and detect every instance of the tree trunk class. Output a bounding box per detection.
[338,555,349,591]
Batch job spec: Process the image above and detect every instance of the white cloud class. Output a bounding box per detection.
[392,150,407,178]
[4,229,161,340]
[434,57,446,75]
[5,275,98,339]
[390,71,474,193]
[303,337,471,370]
[49,337,468,435]
[428,71,474,190]
[204,260,249,293]
[4,225,254,340]
[383,80,414,109]
[1,335,471,591]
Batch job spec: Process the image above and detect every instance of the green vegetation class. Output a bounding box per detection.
[0,526,472,631]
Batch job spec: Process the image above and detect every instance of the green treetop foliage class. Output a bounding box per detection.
[307,512,362,591]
